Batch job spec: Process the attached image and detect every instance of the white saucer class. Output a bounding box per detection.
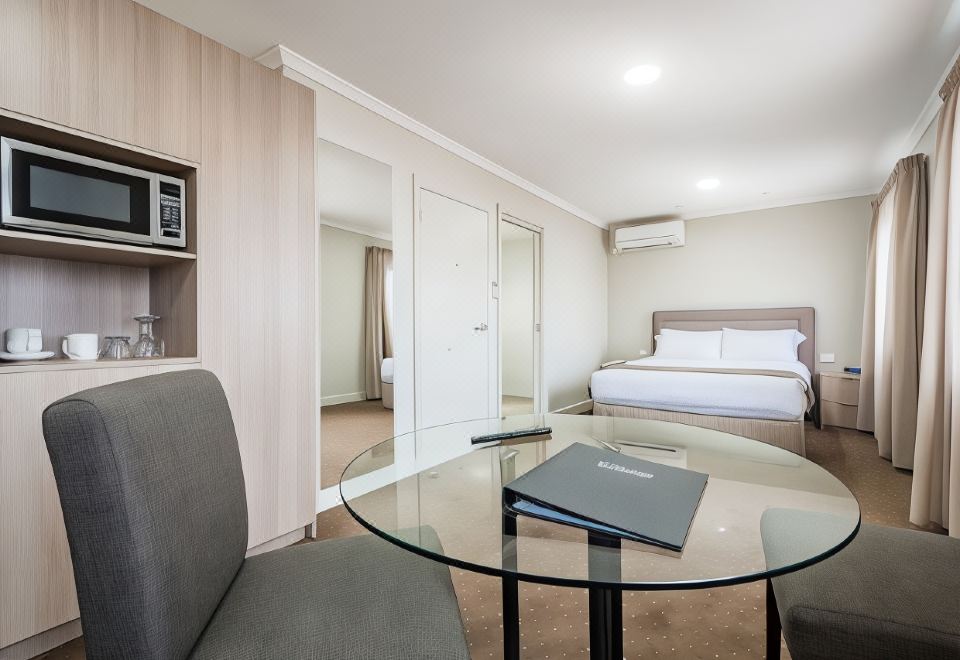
[0,350,56,361]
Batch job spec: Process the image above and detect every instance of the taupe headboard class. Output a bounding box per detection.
[652,307,816,375]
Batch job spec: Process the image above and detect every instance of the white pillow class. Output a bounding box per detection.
[653,330,722,359]
[720,328,807,362]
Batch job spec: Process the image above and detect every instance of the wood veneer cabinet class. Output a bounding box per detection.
[0,363,198,649]
[199,38,317,547]
[0,0,202,162]
[0,4,317,655]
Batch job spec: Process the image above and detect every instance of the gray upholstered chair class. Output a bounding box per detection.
[42,369,469,660]
[768,523,960,659]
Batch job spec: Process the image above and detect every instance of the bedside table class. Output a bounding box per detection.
[819,371,861,430]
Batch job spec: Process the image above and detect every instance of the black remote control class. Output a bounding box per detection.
[471,427,553,445]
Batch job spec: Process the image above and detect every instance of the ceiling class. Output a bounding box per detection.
[139,0,960,226]
[316,139,392,239]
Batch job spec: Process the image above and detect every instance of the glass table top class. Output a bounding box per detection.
[340,414,860,590]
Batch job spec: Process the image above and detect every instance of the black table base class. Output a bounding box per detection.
[500,514,783,659]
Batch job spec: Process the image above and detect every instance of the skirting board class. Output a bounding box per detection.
[0,619,81,660]
[245,527,306,558]
[320,392,365,407]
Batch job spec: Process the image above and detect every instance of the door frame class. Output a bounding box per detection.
[413,180,498,429]
[497,207,545,415]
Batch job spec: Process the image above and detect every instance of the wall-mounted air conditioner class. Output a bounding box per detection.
[609,219,685,255]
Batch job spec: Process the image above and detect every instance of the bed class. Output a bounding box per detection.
[590,308,816,455]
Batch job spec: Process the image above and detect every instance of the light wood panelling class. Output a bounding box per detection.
[0,254,149,355]
[0,0,201,162]
[0,229,197,268]
[200,38,316,547]
[95,0,137,143]
[0,0,42,118]
[149,261,198,359]
[0,362,197,647]
[132,2,201,161]
[0,356,199,375]
[39,0,101,133]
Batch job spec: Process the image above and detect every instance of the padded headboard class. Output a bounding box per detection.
[652,307,816,375]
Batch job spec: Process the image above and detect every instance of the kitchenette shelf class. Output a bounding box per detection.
[0,356,200,375]
[0,229,196,268]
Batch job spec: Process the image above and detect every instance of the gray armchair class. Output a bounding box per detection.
[42,369,469,660]
[769,523,960,659]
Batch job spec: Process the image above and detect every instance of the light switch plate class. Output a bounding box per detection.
[820,353,835,363]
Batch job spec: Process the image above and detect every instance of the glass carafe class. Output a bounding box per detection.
[133,315,165,358]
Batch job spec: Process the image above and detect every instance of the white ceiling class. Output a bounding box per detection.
[139,0,960,226]
[316,139,392,239]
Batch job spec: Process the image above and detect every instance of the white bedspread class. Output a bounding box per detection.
[590,357,812,421]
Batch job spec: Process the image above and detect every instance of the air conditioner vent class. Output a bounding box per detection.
[610,220,685,255]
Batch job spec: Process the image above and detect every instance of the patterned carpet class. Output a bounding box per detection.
[33,421,936,660]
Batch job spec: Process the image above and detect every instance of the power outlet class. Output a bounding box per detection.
[820,353,835,363]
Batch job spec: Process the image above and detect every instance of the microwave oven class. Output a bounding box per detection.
[0,136,186,248]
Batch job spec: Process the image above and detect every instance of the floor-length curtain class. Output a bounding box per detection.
[856,154,928,468]
[911,62,960,536]
[364,246,393,399]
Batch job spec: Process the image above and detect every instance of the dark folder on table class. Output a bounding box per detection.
[503,442,708,551]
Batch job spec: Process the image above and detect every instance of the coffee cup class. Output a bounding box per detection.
[62,333,99,360]
[6,328,41,354]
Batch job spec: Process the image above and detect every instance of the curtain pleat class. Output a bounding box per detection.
[911,83,960,536]
[857,209,878,432]
[858,154,928,468]
[364,246,393,399]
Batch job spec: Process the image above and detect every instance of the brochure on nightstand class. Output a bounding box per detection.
[502,442,708,551]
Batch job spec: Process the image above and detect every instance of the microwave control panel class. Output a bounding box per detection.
[157,178,186,247]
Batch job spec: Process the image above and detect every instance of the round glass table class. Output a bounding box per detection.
[340,414,860,660]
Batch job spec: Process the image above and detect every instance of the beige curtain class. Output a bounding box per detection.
[910,63,960,536]
[363,246,393,399]
[856,154,928,468]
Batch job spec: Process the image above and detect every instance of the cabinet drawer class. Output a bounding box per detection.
[820,375,860,405]
[821,401,859,429]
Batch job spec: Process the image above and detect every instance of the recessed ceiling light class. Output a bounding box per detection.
[696,177,720,190]
[624,64,661,86]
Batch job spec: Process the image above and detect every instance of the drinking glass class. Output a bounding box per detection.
[133,315,165,358]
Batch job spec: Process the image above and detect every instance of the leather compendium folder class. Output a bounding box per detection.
[502,442,708,551]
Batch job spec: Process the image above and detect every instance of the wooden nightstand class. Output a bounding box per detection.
[819,371,861,430]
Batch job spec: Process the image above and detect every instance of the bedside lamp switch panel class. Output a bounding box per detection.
[820,353,835,363]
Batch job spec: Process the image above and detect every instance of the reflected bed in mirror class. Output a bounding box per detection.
[317,139,395,494]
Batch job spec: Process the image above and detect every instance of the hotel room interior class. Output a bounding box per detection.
[1,1,958,659]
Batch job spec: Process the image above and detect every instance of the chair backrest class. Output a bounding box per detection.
[42,370,248,660]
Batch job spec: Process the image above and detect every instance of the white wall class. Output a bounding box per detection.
[501,235,535,397]
[607,196,873,372]
[295,74,608,431]
[320,225,391,405]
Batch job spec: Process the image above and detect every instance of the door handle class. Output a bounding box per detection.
[474,322,488,332]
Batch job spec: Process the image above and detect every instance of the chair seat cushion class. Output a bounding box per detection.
[191,530,469,660]
[770,524,960,660]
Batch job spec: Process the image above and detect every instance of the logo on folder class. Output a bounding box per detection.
[596,461,654,479]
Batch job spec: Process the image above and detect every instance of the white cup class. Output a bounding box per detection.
[27,329,42,352]
[6,328,41,354]
[62,333,99,360]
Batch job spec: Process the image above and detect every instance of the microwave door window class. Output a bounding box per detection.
[11,149,152,238]
[30,166,132,223]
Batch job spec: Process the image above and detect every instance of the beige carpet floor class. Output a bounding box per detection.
[33,422,939,660]
[503,396,535,416]
[319,399,394,489]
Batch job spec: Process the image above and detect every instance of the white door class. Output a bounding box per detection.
[417,188,490,428]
